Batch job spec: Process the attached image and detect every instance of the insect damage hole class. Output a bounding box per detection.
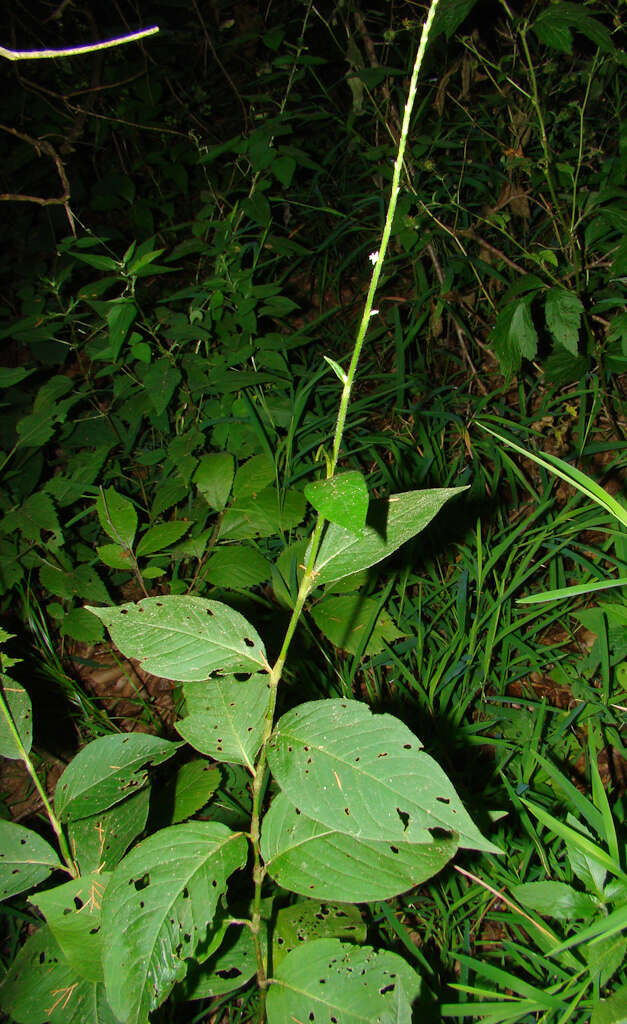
[396,807,410,831]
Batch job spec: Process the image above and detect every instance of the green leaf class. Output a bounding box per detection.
[266,938,420,1024]
[105,300,137,361]
[96,487,138,549]
[101,822,247,1024]
[142,358,182,416]
[273,900,366,971]
[591,983,627,1024]
[32,872,111,982]
[532,2,613,54]
[68,788,150,874]
[54,733,181,823]
[431,0,479,40]
[271,155,297,187]
[311,593,404,655]
[0,366,34,387]
[233,454,276,499]
[0,925,117,1024]
[1,492,62,545]
[305,471,369,532]
[205,545,273,589]
[97,543,134,570]
[242,192,271,227]
[261,791,457,902]
[180,923,257,999]
[86,596,268,681]
[511,881,599,921]
[135,520,191,556]
[308,488,465,587]
[545,287,583,355]
[178,674,270,770]
[194,452,235,510]
[0,821,62,900]
[490,298,538,378]
[267,700,499,852]
[168,760,221,824]
[219,487,306,540]
[16,376,76,449]
[0,674,32,758]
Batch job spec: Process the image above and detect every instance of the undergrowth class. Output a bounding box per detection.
[0,1,625,1022]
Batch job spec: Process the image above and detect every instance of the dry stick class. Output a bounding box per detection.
[0,124,75,234]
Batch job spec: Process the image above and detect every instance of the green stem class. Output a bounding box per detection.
[329,0,440,475]
[247,3,441,1017]
[0,691,76,876]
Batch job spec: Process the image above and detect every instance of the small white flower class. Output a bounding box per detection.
[369,251,379,264]
[369,309,379,317]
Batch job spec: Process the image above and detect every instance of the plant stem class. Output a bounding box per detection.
[247,3,441,1017]
[0,692,76,875]
[330,0,440,476]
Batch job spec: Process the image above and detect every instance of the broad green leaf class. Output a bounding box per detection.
[0,491,61,545]
[96,487,137,549]
[271,155,297,187]
[32,872,111,982]
[0,366,34,387]
[273,900,365,971]
[305,471,369,532]
[262,791,457,902]
[219,487,306,540]
[194,452,235,510]
[490,298,538,378]
[591,982,627,1024]
[432,0,478,40]
[180,924,257,999]
[59,607,106,643]
[308,488,465,587]
[532,2,613,54]
[268,700,499,852]
[0,674,32,757]
[545,287,584,355]
[267,938,420,1024]
[0,821,62,900]
[105,300,137,361]
[97,542,134,570]
[311,593,404,655]
[205,545,273,589]
[16,376,76,449]
[135,520,191,556]
[68,788,150,874]
[0,925,118,1024]
[233,454,275,499]
[102,822,247,1024]
[55,733,180,823]
[168,760,221,823]
[86,596,268,680]
[178,674,270,770]
[511,881,599,921]
[142,358,182,416]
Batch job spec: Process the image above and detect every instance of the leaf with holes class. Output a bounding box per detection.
[267,700,499,852]
[311,593,404,655]
[68,788,150,875]
[305,471,369,532]
[261,791,458,902]
[86,596,268,680]
[179,924,257,1000]
[307,488,465,588]
[0,674,32,758]
[266,938,420,1024]
[0,821,62,901]
[272,899,366,970]
[101,822,247,1024]
[0,925,118,1024]
[177,674,269,770]
[54,733,180,823]
[32,872,111,983]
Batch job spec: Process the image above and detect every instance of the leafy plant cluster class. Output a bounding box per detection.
[0,0,625,1022]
